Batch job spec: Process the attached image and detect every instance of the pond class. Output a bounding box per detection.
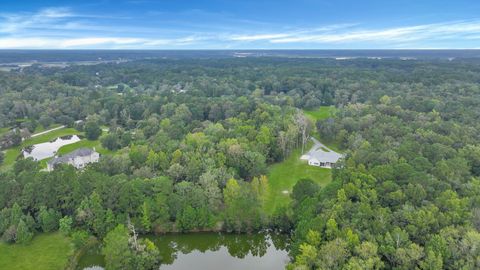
[77,232,290,270]
[22,135,81,160]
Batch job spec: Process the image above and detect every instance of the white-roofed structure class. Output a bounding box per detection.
[301,137,343,168]
[47,148,99,171]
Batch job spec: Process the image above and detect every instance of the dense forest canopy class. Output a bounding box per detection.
[0,56,479,269]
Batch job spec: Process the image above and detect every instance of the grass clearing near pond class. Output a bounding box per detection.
[1,128,80,170]
[266,144,332,214]
[0,232,74,270]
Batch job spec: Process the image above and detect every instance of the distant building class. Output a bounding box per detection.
[47,148,99,171]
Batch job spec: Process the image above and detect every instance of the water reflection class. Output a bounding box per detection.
[77,232,290,270]
[22,135,81,160]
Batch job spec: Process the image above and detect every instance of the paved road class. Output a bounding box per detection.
[31,125,65,138]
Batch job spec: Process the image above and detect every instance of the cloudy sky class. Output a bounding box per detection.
[1,0,480,49]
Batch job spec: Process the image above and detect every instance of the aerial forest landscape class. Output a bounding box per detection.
[1,1,480,270]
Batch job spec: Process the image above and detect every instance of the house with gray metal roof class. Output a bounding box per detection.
[300,138,343,168]
[47,148,99,171]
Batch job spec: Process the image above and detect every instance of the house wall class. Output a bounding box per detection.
[61,153,99,169]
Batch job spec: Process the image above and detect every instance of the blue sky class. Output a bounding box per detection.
[1,0,480,49]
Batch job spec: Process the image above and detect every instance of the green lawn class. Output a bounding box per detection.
[0,233,74,270]
[33,124,63,134]
[303,105,336,122]
[266,146,332,214]
[1,128,80,170]
[57,139,112,156]
[0,127,9,136]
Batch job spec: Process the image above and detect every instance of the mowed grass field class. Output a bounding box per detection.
[0,233,74,270]
[303,105,336,123]
[266,146,332,214]
[265,106,339,213]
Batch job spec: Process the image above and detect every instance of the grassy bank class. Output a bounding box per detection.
[0,233,74,270]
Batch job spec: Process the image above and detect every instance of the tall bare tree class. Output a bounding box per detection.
[294,110,311,154]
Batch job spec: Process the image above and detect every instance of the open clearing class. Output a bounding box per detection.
[266,145,332,214]
[265,106,339,214]
[0,233,74,270]
[303,105,336,122]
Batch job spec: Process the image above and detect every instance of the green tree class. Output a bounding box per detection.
[71,230,89,248]
[141,201,151,232]
[59,216,73,235]
[85,120,102,140]
[38,206,60,232]
[103,225,132,270]
[16,219,33,244]
[291,178,319,203]
[101,133,120,150]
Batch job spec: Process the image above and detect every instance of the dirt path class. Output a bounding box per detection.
[31,125,66,138]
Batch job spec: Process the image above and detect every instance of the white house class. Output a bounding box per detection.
[301,138,343,168]
[47,148,100,171]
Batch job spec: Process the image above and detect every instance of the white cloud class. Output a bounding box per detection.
[0,6,480,49]
[230,33,291,41]
[59,37,145,48]
[0,7,73,34]
[269,21,480,44]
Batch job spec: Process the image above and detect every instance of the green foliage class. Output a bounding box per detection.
[103,225,132,270]
[291,178,320,203]
[71,230,89,249]
[38,207,60,233]
[223,178,267,232]
[15,219,33,244]
[103,224,161,270]
[1,57,480,269]
[59,216,73,236]
[85,120,102,140]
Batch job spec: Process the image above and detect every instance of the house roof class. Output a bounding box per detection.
[48,148,98,166]
[309,150,343,163]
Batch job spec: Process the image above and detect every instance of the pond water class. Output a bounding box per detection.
[77,232,290,270]
[22,135,81,160]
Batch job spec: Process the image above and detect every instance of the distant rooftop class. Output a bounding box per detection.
[48,148,97,166]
